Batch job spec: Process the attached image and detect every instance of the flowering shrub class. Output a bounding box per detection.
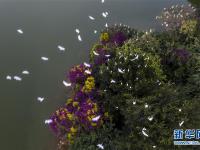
[48,3,200,150]
[180,19,197,35]
[156,4,196,31]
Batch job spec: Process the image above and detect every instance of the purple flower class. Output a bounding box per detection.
[49,107,74,136]
[74,90,87,102]
[75,99,103,130]
[68,64,88,84]
[111,32,127,46]
[173,48,191,63]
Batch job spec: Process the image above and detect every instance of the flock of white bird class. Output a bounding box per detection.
[6,0,184,149]
[19,0,107,149]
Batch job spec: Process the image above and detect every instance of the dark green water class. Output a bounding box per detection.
[0,0,188,149]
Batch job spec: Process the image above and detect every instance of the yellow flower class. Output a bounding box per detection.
[104,112,109,117]
[67,113,73,120]
[70,127,77,134]
[82,76,95,93]
[73,101,79,107]
[67,133,72,139]
[91,122,97,127]
[66,98,73,105]
[180,19,197,35]
[93,103,98,112]
[87,116,92,121]
[100,32,109,42]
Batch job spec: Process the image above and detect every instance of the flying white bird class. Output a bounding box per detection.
[142,128,149,137]
[84,62,91,68]
[97,144,104,149]
[179,109,182,112]
[14,76,22,81]
[75,29,80,34]
[57,45,65,51]
[17,29,23,34]
[94,30,97,34]
[118,68,125,74]
[63,80,72,87]
[101,0,105,3]
[133,101,136,105]
[6,75,12,80]
[78,35,82,42]
[153,146,156,148]
[179,121,184,127]
[93,51,100,56]
[85,70,91,75]
[44,119,53,124]
[22,70,30,75]
[88,15,95,20]
[105,23,108,28]
[148,116,154,121]
[41,57,49,61]
[92,115,101,122]
[37,97,44,102]
[102,12,107,18]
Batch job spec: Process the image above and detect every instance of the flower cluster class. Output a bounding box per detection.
[49,105,78,143]
[157,4,196,31]
[100,31,127,47]
[82,76,95,93]
[48,4,200,150]
[180,19,197,35]
[76,98,103,129]
[49,61,107,145]
[68,64,90,84]
[91,45,110,65]
[173,48,191,63]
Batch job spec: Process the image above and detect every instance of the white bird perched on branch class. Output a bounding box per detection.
[142,128,149,137]
[92,115,101,122]
[84,62,91,68]
[93,51,100,56]
[85,70,91,75]
[97,144,104,149]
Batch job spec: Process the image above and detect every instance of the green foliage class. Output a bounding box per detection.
[96,41,165,98]
[60,5,200,150]
[188,0,200,7]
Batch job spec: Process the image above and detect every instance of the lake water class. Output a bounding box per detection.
[0,0,188,149]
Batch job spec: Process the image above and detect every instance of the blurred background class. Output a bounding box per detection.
[0,0,188,150]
